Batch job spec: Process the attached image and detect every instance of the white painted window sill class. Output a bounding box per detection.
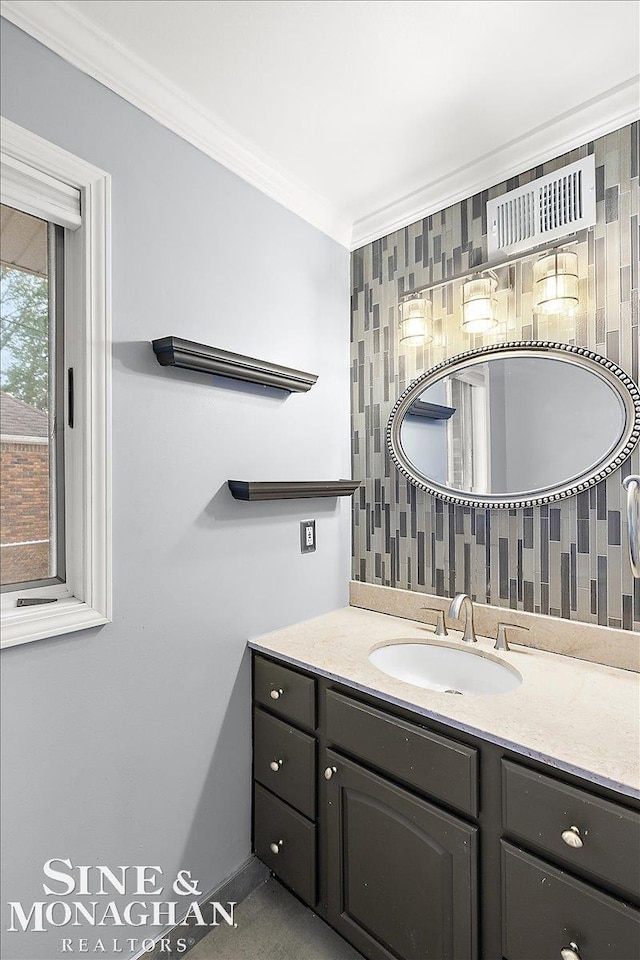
[1,598,110,649]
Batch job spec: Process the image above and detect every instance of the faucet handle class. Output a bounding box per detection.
[495,622,529,652]
[420,606,448,637]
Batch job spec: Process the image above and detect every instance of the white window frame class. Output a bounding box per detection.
[1,117,112,648]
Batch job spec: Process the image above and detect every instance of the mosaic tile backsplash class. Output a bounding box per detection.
[351,122,639,632]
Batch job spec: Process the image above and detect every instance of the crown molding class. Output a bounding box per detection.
[3,1,638,253]
[0,0,352,247]
[351,76,640,249]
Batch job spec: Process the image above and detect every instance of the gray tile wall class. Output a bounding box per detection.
[351,122,640,631]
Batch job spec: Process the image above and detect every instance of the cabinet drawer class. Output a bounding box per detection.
[502,842,640,960]
[253,708,316,819]
[326,689,478,817]
[254,655,316,729]
[253,783,316,906]
[502,760,640,901]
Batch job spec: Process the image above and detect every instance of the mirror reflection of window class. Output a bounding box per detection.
[447,370,490,494]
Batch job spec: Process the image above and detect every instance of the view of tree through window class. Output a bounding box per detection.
[0,204,58,587]
[1,265,49,409]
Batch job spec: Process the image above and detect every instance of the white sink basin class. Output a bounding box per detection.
[369,641,522,696]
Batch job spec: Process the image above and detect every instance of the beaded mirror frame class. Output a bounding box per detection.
[386,341,640,509]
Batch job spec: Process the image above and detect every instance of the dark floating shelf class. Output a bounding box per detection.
[228,480,361,501]
[407,400,456,420]
[152,337,318,393]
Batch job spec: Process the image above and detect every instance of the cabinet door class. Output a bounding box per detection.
[324,749,477,960]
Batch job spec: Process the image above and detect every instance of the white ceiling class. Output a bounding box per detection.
[3,1,639,247]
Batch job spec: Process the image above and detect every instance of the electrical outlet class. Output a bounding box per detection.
[300,519,316,553]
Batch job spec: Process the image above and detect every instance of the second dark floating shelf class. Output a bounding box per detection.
[407,400,456,420]
[228,480,361,501]
[152,337,318,393]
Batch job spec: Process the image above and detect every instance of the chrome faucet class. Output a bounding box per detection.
[448,593,477,643]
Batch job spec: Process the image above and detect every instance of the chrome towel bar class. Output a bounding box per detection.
[622,475,640,578]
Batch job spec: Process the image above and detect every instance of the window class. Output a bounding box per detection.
[0,118,111,647]
[1,207,64,588]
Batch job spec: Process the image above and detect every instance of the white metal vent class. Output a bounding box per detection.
[487,156,596,260]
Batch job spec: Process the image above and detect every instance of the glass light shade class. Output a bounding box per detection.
[534,251,579,315]
[399,296,433,346]
[461,276,498,333]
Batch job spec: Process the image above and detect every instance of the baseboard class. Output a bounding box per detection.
[135,856,269,960]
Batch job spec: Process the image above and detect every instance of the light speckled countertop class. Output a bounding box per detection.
[250,606,640,799]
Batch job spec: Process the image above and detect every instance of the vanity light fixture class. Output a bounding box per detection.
[395,237,582,339]
[399,295,433,346]
[533,250,579,315]
[461,274,498,333]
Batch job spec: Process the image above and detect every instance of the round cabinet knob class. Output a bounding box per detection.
[324,766,338,780]
[561,825,584,849]
[269,841,283,855]
[560,942,581,960]
[269,688,283,700]
[269,760,283,772]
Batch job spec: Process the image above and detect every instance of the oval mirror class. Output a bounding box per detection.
[387,342,640,508]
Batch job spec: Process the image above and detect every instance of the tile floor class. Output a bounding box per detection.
[188,877,363,960]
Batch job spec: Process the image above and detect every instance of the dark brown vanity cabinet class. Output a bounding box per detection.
[251,652,640,960]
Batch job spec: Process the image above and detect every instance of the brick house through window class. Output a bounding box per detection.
[0,390,50,585]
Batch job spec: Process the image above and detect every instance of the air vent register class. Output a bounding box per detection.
[487,156,596,260]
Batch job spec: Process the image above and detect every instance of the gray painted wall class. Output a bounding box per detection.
[0,20,350,960]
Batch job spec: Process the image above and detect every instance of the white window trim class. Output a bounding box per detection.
[1,117,112,648]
